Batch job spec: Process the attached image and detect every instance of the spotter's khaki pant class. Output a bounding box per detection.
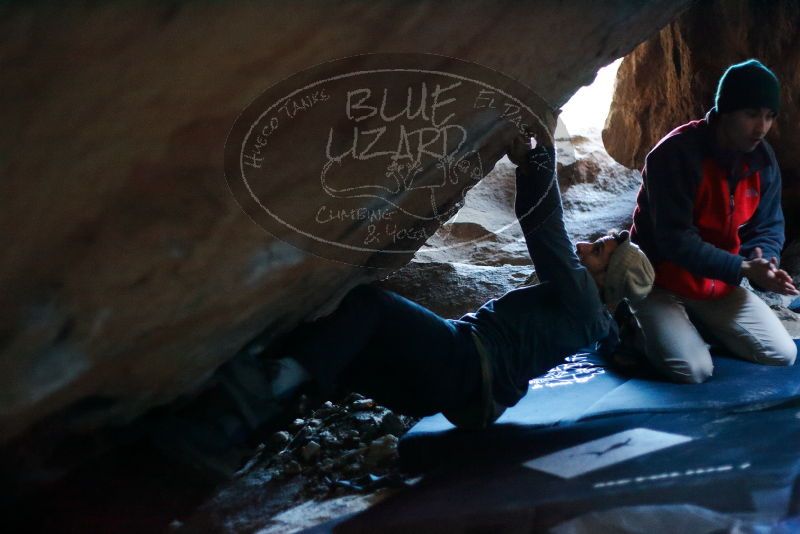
[630,285,797,384]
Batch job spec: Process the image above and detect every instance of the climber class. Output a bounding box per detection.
[154,133,655,479]
[253,134,655,428]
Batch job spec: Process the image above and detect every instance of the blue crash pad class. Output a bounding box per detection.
[343,406,800,533]
[400,340,800,471]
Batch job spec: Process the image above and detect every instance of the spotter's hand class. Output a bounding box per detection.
[742,257,799,296]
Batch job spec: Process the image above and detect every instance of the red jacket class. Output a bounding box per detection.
[631,110,785,300]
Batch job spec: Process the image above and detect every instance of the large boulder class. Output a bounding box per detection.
[0,0,690,451]
[380,131,643,315]
[602,0,800,239]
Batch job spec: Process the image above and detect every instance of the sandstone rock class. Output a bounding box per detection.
[559,134,642,240]
[342,430,362,449]
[411,158,530,267]
[344,462,364,476]
[269,430,291,450]
[379,260,533,318]
[291,426,315,449]
[318,431,342,449]
[379,133,641,316]
[300,441,321,463]
[365,434,399,468]
[318,459,335,473]
[379,412,405,437]
[284,461,302,476]
[350,410,387,441]
[602,0,800,238]
[375,159,535,316]
[305,418,322,428]
[0,0,691,460]
[344,393,365,404]
[349,399,376,412]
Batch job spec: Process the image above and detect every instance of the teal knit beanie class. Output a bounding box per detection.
[715,59,780,114]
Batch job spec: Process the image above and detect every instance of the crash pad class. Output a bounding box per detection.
[400,340,800,472]
[341,406,800,533]
[335,405,800,534]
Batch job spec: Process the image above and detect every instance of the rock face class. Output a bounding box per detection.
[379,131,643,317]
[602,0,800,239]
[378,156,534,317]
[379,261,535,319]
[559,133,642,241]
[0,0,691,452]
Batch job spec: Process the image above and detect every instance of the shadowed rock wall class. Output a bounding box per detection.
[603,0,800,238]
[0,0,690,448]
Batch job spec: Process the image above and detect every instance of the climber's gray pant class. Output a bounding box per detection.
[630,285,797,384]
